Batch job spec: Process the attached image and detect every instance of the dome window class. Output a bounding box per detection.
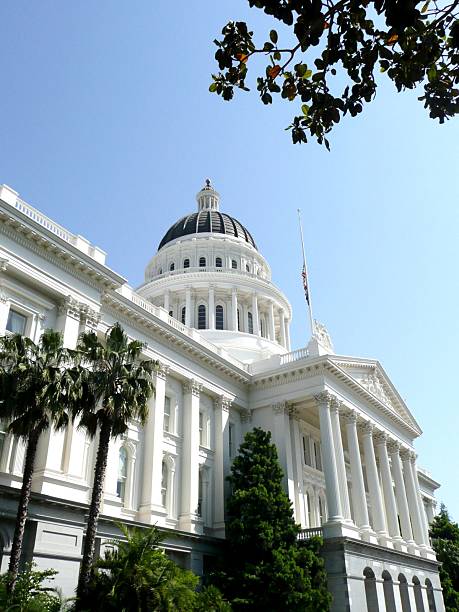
[216,257,222,268]
[198,304,206,329]
[246,264,250,273]
[199,257,206,267]
[170,263,175,271]
[183,258,190,269]
[237,309,241,331]
[248,312,253,334]
[181,307,186,325]
[159,268,163,275]
[216,305,224,330]
[231,260,237,269]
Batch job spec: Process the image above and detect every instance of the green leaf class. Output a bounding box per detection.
[301,104,309,115]
[270,29,278,44]
[209,83,217,92]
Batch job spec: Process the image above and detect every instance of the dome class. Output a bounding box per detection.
[157,210,257,251]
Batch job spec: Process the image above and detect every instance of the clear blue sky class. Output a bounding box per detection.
[1,2,458,516]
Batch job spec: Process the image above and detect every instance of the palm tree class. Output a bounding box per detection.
[0,330,80,592]
[73,323,156,605]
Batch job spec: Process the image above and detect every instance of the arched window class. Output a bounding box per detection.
[382,571,397,612]
[237,308,241,331]
[199,257,206,267]
[231,259,237,269]
[169,262,175,271]
[181,307,186,325]
[425,578,436,612]
[183,258,190,268]
[198,304,206,329]
[117,447,128,502]
[161,460,167,507]
[159,268,163,275]
[363,567,380,612]
[168,310,173,318]
[216,305,224,330]
[413,577,425,612]
[215,257,222,268]
[398,574,412,612]
[318,495,326,525]
[246,263,250,272]
[248,312,253,334]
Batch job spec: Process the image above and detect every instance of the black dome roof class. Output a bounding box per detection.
[158,210,257,251]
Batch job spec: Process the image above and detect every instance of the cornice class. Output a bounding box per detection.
[0,203,125,291]
[101,291,251,385]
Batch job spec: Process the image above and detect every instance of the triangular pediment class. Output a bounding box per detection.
[328,355,422,435]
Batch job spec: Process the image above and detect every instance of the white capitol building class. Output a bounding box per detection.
[0,180,445,611]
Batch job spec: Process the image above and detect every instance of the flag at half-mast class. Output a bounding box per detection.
[301,263,310,306]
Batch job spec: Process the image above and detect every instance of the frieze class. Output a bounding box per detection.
[360,369,393,409]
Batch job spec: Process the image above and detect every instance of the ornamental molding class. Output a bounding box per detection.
[272,401,290,415]
[79,304,101,330]
[0,214,122,291]
[183,379,202,397]
[252,363,326,390]
[57,295,81,320]
[101,294,250,386]
[360,368,393,409]
[214,396,232,412]
[0,258,8,273]
[156,363,170,380]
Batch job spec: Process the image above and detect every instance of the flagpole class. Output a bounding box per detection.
[297,209,315,337]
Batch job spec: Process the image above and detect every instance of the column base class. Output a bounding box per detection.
[390,536,406,552]
[178,513,204,535]
[323,520,362,540]
[359,527,379,545]
[212,521,226,539]
[137,504,167,525]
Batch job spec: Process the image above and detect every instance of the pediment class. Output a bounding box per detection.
[328,356,422,435]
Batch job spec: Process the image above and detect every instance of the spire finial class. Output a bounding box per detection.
[196,178,220,211]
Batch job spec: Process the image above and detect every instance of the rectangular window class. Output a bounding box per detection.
[199,412,204,446]
[302,435,312,466]
[229,423,235,458]
[163,396,171,433]
[6,309,27,335]
[314,440,322,471]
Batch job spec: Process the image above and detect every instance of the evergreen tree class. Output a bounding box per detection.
[430,505,459,611]
[218,427,331,612]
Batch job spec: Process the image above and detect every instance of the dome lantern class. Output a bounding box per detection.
[196,178,220,212]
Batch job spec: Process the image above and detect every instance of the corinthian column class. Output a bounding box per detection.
[374,433,402,547]
[179,379,202,534]
[402,449,427,548]
[388,441,415,549]
[330,398,351,521]
[314,393,343,522]
[344,410,371,534]
[360,422,388,541]
[138,364,168,522]
[214,396,231,538]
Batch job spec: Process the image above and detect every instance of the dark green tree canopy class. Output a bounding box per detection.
[219,427,331,611]
[210,0,459,147]
[430,504,459,611]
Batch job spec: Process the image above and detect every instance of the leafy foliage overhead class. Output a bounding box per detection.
[210,0,459,147]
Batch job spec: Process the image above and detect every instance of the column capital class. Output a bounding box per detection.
[79,304,101,331]
[400,448,417,462]
[358,420,374,436]
[313,391,334,407]
[330,396,344,414]
[214,396,232,412]
[342,408,358,425]
[240,408,252,423]
[58,295,81,320]
[373,430,388,446]
[0,258,8,273]
[272,401,289,415]
[156,363,170,381]
[387,439,401,455]
[183,379,202,397]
